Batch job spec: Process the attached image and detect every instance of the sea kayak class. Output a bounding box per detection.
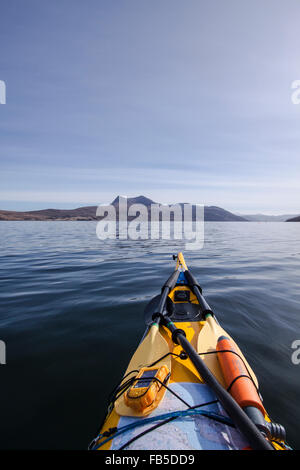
[90,253,290,451]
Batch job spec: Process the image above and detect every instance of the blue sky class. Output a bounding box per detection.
[1,1,300,213]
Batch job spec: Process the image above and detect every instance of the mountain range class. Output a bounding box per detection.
[0,196,299,221]
[0,196,246,221]
[110,196,247,221]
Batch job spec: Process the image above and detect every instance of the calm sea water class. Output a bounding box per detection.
[0,221,299,449]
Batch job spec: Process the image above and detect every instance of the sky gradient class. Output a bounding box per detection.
[1,1,300,213]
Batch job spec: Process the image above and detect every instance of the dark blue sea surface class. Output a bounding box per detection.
[0,221,299,449]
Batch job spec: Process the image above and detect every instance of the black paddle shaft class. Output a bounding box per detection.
[163,317,273,450]
[152,270,180,321]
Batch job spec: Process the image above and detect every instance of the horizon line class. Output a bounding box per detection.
[0,196,299,217]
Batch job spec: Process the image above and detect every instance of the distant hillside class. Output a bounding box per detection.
[0,196,247,221]
[240,213,299,222]
[112,196,246,221]
[286,215,300,222]
[0,206,99,221]
[204,206,246,221]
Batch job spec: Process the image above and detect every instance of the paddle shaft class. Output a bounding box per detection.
[163,317,273,450]
[152,269,180,323]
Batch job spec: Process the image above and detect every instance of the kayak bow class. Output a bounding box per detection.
[90,253,288,451]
